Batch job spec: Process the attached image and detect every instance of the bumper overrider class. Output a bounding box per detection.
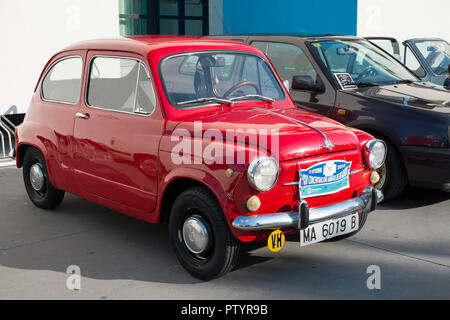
[232,187,383,231]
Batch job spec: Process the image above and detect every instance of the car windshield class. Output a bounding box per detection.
[414,40,450,75]
[310,39,418,87]
[160,52,285,107]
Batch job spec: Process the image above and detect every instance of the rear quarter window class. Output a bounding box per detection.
[41,56,83,104]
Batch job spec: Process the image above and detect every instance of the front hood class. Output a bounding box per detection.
[352,82,450,114]
[172,106,360,161]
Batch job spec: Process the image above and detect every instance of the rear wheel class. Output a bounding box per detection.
[23,147,64,209]
[169,187,240,280]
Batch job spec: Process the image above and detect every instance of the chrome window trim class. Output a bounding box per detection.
[40,55,83,105]
[85,55,158,117]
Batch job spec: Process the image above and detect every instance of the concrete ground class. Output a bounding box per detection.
[0,166,449,300]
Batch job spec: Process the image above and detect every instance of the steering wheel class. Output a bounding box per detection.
[357,66,378,80]
[222,81,260,98]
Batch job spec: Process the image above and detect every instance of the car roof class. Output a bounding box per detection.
[211,33,362,41]
[406,38,448,42]
[60,35,262,57]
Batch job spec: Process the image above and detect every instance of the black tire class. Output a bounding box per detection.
[23,147,64,209]
[324,208,369,242]
[169,187,240,280]
[373,137,407,202]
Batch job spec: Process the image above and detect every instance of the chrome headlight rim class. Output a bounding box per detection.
[364,139,387,170]
[247,156,280,192]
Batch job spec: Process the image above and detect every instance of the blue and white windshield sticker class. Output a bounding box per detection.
[300,160,351,198]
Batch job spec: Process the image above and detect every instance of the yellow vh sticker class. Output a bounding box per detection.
[267,230,285,252]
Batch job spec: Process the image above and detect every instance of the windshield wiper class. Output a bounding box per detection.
[230,94,275,104]
[177,97,233,107]
[355,81,382,87]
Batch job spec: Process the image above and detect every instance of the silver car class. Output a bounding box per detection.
[367,37,449,87]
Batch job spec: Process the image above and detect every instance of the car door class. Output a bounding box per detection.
[248,37,337,118]
[72,51,163,213]
[37,50,86,193]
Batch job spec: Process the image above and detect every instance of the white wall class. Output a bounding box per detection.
[357,0,450,42]
[0,0,119,114]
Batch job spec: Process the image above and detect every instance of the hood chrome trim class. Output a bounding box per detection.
[253,107,335,150]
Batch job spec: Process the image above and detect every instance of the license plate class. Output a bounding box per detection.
[300,213,359,246]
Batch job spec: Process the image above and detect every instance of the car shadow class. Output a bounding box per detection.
[377,186,450,210]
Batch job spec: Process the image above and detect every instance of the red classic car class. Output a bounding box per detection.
[14,36,385,280]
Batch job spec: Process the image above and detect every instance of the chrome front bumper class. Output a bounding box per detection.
[232,187,383,231]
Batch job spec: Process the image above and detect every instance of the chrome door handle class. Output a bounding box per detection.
[76,112,89,119]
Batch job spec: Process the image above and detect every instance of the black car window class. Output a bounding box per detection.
[252,41,317,89]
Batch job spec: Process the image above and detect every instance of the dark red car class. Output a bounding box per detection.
[14,36,385,279]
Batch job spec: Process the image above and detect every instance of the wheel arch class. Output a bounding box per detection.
[17,142,47,168]
[354,127,403,158]
[349,121,404,157]
[158,175,226,225]
[17,142,64,189]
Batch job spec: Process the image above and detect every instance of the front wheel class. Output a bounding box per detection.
[23,147,65,209]
[373,138,407,201]
[169,187,240,280]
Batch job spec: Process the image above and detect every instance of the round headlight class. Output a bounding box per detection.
[247,157,279,192]
[365,140,387,170]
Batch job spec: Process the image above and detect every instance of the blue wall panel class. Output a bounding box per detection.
[222,0,357,36]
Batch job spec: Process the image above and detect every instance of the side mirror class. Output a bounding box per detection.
[291,75,324,93]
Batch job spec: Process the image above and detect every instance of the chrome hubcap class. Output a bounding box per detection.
[182,215,210,255]
[30,163,45,192]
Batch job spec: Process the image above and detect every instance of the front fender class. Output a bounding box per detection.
[348,119,402,146]
[157,136,272,241]
[162,166,231,213]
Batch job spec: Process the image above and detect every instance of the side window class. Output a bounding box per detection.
[135,64,157,115]
[87,56,156,115]
[252,41,317,89]
[404,47,426,78]
[369,39,402,61]
[240,56,282,98]
[42,56,83,104]
[241,56,258,83]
